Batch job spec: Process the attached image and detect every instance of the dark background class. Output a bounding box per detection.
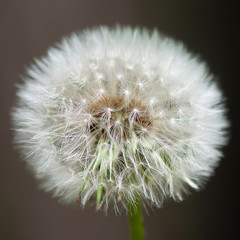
[0,0,238,239]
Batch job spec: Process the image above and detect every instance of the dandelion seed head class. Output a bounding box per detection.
[12,26,229,212]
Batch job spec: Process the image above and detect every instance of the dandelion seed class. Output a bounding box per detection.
[12,26,229,214]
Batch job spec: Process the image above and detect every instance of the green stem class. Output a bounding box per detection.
[128,199,144,240]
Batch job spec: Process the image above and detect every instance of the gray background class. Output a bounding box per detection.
[0,0,237,239]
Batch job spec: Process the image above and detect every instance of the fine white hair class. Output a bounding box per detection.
[12,26,229,213]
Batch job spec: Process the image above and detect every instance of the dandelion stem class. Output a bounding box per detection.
[128,199,144,240]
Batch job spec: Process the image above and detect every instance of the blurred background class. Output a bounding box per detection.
[0,0,238,239]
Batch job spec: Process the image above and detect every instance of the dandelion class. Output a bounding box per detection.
[12,26,229,239]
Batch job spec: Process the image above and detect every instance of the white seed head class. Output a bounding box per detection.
[12,26,229,213]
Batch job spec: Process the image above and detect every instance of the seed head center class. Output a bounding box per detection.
[88,96,151,141]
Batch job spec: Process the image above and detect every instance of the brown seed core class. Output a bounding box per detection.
[88,96,152,141]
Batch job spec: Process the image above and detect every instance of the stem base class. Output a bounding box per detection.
[128,200,144,240]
